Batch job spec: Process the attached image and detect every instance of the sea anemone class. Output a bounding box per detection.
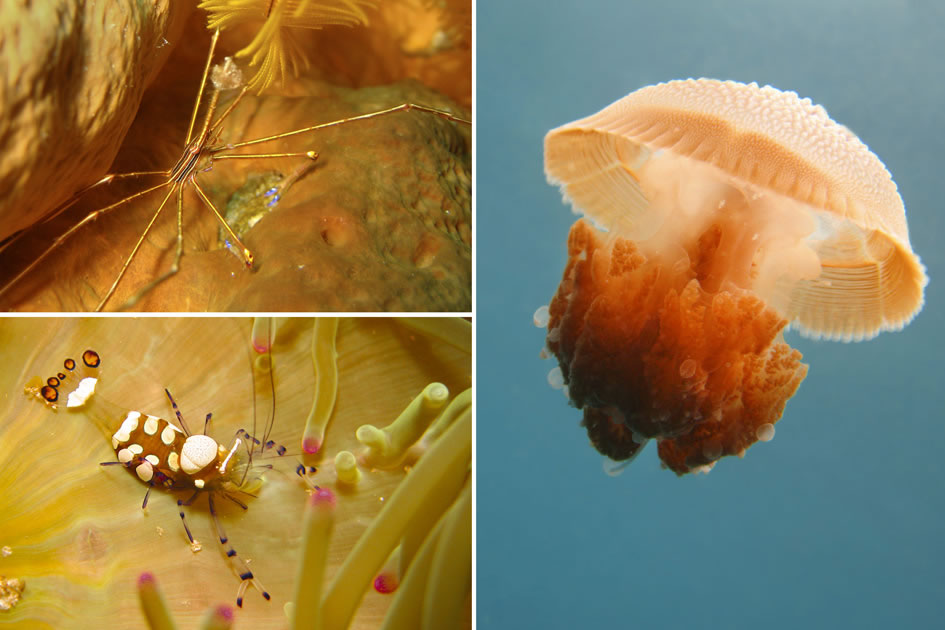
[0,317,471,627]
[0,1,189,246]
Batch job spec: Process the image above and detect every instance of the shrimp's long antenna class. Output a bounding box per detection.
[261,318,277,450]
[240,318,276,486]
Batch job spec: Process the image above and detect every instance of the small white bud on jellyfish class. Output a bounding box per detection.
[546,366,564,390]
[756,423,776,442]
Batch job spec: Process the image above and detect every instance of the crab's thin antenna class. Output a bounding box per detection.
[185,28,221,146]
[0,178,173,305]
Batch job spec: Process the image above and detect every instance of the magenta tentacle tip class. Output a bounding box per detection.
[373,573,398,594]
[311,487,336,507]
[302,437,321,454]
[214,604,234,621]
[137,571,156,586]
[252,340,271,354]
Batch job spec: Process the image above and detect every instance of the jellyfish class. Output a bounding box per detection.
[542,79,927,475]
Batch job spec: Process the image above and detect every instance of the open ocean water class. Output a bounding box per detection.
[477,1,945,628]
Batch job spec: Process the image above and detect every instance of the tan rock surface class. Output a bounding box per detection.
[0,0,189,242]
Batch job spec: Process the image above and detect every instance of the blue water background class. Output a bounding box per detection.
[477,1,945,628]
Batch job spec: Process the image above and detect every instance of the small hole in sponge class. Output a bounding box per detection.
[319,217,353,247]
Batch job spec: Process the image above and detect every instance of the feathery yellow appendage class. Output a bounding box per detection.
[200,0,373,92]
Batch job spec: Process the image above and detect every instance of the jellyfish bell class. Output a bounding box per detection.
[542,78,927,475]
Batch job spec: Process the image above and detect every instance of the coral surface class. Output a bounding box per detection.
[0,1,189,242]
[547,220,808,474]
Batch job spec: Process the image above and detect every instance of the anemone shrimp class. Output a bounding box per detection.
[23,319,312,608]
[1,318,472,626]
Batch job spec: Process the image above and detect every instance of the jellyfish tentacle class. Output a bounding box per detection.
[546,220,807,475]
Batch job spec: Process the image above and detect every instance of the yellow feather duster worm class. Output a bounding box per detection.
[200,0,373,92]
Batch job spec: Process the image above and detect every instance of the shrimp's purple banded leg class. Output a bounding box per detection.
[207,492,270,607]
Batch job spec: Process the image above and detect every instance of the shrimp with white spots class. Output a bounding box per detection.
[25,324,313,608]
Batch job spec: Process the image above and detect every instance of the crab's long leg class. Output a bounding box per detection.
[223,103,471,151]
[96,183,178,311]
[0,179,174,304]
[39,171,170,227]
[211,150,318,161]
[208,86,250,136]
[116,185,189,311]
[185,29,221,146]
[191,179,254,267]
[0,170,169,260]
[186,90,221,159]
